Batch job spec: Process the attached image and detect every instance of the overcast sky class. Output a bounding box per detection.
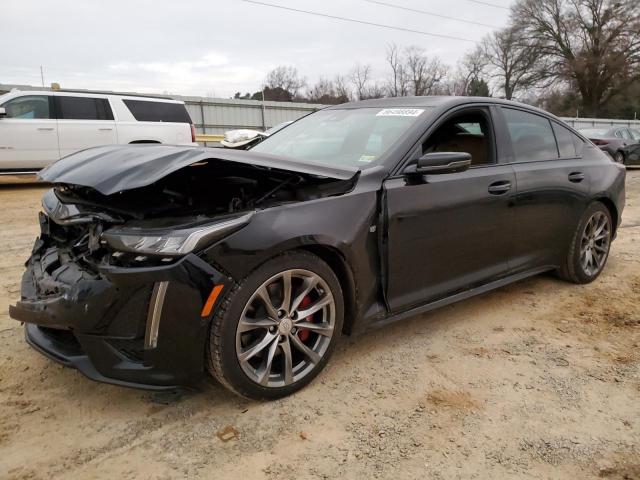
[2,0,512,98]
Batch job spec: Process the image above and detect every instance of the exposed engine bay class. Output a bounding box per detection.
[36,155,358,275]
[54,159,355,221]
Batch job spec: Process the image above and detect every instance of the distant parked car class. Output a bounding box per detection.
[221,121,293,149]
[621,142,640,166]
[578,126,640,164]
[0,90,197,173]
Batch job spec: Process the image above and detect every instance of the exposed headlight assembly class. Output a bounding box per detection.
[102,212,254,256]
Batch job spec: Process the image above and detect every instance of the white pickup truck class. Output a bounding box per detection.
[0,90,197,173]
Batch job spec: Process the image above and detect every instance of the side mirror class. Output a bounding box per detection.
[404,152,472,176]
[0,107,6,118]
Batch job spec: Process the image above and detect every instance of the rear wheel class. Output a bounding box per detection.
[206,251,343,399]
[558,202,612,284]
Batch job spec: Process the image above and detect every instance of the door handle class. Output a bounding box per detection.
[488,181,512,195]
[568,172,585,183]
[98,128,113,131]
[37,127,54,131]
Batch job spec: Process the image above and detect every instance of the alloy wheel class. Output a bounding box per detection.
[579,211,611,277]
[235,269,336,388]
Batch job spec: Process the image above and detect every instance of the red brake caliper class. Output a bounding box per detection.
[297,295,313,342]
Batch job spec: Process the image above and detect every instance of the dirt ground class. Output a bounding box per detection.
[0,172,638,480]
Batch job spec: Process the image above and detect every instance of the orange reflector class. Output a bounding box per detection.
[201,285,224,317]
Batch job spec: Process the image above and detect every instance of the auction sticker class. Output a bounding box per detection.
[376,108,424,117]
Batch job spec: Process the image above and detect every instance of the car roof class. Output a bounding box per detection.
[328,95,557,118]
[3,89,183,104]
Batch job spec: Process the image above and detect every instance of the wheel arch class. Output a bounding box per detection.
[594,196,619,233]
[296,244,358,336]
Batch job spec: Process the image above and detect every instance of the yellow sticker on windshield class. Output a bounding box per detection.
[358,155,376,163]
[376,108,424,117]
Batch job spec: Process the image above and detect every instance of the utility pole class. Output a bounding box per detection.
[40,66,45,88]
[261,86,266,131]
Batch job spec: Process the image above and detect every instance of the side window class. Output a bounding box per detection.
[630,129,640,141]
[552,122,583,158]
[502,108,558,162]
[621,128,633,140]
[422,110,494,166]
[122,100,191,123]
[2,95,51,119]
[57,96,114,120]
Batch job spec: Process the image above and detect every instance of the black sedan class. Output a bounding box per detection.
[578,126,640,164]
[621,142,640,166]
[10,97,626,399]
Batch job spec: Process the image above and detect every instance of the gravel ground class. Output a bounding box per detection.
[0,171,639,480]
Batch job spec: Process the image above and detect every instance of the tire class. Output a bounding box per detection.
[614,151,625,164]
[558,201,613,284]
[206,251,344,400]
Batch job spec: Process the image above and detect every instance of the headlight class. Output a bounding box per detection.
[102,212,254,256]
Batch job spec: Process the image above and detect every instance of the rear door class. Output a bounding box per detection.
[497,107,592,271]
[55,95,117,158]
[0,94,59,170]
[384,106,516,311]
[118,99,193,144]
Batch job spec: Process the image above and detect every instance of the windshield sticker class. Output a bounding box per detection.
[376,108,424,117]
[358,155,376,163]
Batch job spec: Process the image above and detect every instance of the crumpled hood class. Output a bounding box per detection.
[39,145,358,195]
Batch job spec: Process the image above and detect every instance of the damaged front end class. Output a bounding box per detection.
[11,188,232,389]
[9,145,357,390]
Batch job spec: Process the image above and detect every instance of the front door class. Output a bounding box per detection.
[384,107,515,312]
[0,95,59,170]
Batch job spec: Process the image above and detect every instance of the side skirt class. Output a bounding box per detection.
[363,266,555,333]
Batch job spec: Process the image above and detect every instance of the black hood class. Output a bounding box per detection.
[39,145,359,195]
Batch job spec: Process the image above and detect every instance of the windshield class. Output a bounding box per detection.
[265,121,292,136]
[579,128,608,137]
[251,107,430,168]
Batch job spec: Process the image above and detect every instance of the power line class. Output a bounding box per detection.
[464,0,510,10]
[364,0,499,29]
[241,0,478,43]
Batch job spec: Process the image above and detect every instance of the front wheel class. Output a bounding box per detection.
[614,151,625,164]
[558,202,613,284]
[206,251,344,399]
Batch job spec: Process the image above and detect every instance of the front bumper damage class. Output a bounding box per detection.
[10,236,230,391]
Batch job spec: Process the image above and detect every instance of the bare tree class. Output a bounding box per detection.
[512,0,640,116]
[306,77,350,104]
[405,47,447,96]
[307,77,335,103]
[482,26,543,100]
[350,63,372,100]
[363,82,386,100]
[385,44,409,97]
[264,65,306,98]
[334,75,352,102]
[458,46,489,95]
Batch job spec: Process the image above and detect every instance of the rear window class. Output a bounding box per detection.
[502,107,559,162]
[123,100,191,123]
[553,122,584,158]
[57,96,114,120]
